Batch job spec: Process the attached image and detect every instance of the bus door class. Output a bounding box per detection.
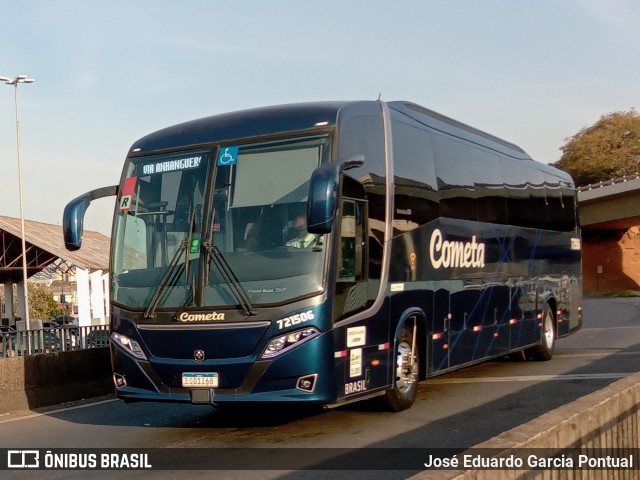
[333,198,390,401]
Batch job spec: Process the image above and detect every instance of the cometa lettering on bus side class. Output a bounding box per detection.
[429,228,486,270]
[178,312,225,322]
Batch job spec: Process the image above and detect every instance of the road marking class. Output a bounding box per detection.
[428,372,631,384]
[0,398,118,425]
[556,351,640,358]
[581,325,640,331]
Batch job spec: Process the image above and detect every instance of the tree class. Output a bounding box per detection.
[553,109,640,187]
[0,283,69,321]
[28,284,68,320]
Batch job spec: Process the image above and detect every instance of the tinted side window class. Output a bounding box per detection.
[433,135,476,222]
[562,188,578,232]
[528,168,549,230]
[546,177,578,232]
[339,115,386,282]
[501,158,531,228]
[472,150,507,225]
[391,116,439,234]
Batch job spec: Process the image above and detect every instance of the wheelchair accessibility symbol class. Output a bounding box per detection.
[217,146,239,166]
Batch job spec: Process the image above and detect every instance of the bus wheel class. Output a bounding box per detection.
[382,324,419,412]
[527,304,555,361]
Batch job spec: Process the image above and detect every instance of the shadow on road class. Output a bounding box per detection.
[35,298,640,478]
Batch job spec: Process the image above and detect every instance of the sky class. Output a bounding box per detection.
[1,0,639,236]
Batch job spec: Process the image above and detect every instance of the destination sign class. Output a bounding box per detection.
[139,155,203,175]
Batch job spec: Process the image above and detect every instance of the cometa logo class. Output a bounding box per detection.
[429,228,486,270]
[178,312,225,322]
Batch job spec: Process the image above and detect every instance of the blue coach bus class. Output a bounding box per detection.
[63,100,582,411]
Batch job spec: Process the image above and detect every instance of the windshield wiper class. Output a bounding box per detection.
[144,238,188,319]
[171,276,196,321]
[146,207,198,320]
[202,241,256,316]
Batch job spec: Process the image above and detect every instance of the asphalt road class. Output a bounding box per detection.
[2,296,640,479]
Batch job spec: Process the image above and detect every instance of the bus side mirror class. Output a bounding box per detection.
[307,156,364,235]
[63,185,118,250]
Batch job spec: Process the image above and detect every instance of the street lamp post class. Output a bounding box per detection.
[1,75,35,331]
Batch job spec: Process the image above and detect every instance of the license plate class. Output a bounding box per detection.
[182,372,218,388]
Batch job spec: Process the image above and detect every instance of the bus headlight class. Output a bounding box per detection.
[261,327,320,359]
[111,332,148,360]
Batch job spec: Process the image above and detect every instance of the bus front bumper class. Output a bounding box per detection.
[110,332,336,406]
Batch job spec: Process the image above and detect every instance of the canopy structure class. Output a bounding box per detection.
[0,216,110,325]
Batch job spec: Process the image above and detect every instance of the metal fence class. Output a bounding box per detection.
[577,172,640,191]
[0,325,110,358]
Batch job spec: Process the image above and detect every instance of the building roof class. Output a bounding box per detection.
[0,216,109,283]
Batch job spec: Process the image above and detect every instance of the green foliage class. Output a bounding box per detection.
[28,284,68,320]
[553,109,640,187]
[1,283,70,320]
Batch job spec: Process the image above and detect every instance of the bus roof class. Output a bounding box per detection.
[128,100,568,181]
[129,101,348,154]
[387,101,531,160]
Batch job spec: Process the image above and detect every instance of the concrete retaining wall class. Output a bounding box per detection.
[418,371,640,480]
[0,348,113,414]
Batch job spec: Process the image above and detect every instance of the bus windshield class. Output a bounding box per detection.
[111,134,332,313]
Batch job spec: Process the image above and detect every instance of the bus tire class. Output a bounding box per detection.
[382,324,419,412]
[527,303,555,361]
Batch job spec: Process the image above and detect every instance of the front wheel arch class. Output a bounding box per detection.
[381,312,426,411]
